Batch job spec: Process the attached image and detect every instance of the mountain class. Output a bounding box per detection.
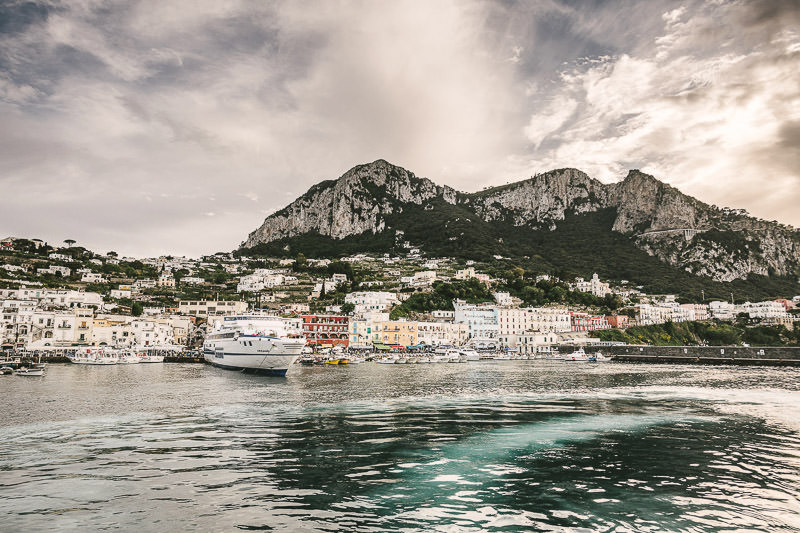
[241,160,800,295]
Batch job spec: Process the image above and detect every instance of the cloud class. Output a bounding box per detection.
[519,0,800,227]
[0,0,797,257]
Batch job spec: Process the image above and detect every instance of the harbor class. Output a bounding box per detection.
[2,360,800,531]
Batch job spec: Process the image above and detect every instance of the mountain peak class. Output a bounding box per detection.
[622,169,661,184]
[241,161,799,284]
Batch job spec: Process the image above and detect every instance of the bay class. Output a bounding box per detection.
[1,361,799,531]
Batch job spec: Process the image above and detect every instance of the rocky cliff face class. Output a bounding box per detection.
[242,160,800,282]
[465,169,606,229]
[242,160,457,248]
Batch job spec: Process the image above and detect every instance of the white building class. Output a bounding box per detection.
[177,300,248,317]
[636,304,675,325]
[493,292,515,307]
[81,272,107,283]
[454,301,498,341]
[574,273,611,298]
[515,332,559,355]
[432,310,455,321]
[527,307,572,333]
[497,307,529,337]
[454,267,491,284]
[110,289,132,299]
[131,319,174,347]
[709,301,736,320]
[37,265,71,277]
[133,279,157,290]
[0,287,103,309]
[681,304,709,321]
[345,291,399,314]
[237,269,288,292]
[742,301,788,319]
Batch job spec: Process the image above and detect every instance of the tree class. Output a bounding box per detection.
[295,253,307,270]
[341,302,355,315]
[64,239,76,248]
[107,251,118,257]
[131,302,144,317]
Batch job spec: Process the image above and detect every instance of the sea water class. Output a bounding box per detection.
[1,361,799,531]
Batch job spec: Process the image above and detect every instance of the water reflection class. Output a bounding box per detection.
[0,362,799,531]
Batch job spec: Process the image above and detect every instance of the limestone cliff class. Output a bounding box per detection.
[242,160,800,282]
[242,160,457,248]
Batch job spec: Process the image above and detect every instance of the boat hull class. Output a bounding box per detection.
[210,361,293,377]
[204,337,304,376]
[16,369,44,376]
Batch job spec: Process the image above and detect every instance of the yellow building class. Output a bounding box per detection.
[376,320,418,347]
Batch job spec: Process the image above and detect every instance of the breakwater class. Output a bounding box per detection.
[569,345,800,366]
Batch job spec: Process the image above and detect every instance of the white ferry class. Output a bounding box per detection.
[203,315,306,376]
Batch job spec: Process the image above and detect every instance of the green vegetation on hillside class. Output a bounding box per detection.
[591,320,800,346]
[241,207,799,302]
[389,279,494,319]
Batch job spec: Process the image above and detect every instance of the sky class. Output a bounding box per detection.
[1,0,798,257]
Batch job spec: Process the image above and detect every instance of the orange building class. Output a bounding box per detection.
[605,315,630,329]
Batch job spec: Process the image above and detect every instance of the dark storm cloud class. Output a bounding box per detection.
[739,0,800,29]
[0,0,797,256]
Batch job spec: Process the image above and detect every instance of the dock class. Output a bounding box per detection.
[568,345,800,366]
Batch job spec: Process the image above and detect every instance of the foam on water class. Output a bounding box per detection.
[2,363,800,531]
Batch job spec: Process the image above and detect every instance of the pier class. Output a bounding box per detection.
[575,345,800,366]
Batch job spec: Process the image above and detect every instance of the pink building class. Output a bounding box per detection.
[570,312,611,332]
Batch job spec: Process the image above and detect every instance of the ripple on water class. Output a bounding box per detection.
[1,363,800,531]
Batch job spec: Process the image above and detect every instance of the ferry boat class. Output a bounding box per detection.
[203,315,306,376]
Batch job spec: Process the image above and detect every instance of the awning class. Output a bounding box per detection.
[372,343,391,350]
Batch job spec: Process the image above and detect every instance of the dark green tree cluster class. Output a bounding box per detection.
[494,272,623,314]
[390,279,494,319]
[592,320,799,346]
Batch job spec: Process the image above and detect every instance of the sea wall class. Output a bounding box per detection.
[561,345,800,366]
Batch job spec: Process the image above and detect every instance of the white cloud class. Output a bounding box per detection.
[520,0,800,225]
[524,95,578,148]
[0,0,797,257]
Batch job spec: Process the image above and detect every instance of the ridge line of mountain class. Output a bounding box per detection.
[241,159,800,285]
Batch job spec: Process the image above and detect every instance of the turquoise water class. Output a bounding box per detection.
[1,362,799,531]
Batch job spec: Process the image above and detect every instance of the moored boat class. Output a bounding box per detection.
[203,314,305,376]
[563,348,591,362]
[68,349,119,365]
[15,366,45,376]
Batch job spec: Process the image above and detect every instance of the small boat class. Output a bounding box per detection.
[461,349,481,362]
[68,351,119,365]
[118,351,142,364]
[444,350,467,363]
[16,367,45,376]
[563,348,591,362]
[377,355,399,364]
[0,366,13,375]
[588,351,609,362]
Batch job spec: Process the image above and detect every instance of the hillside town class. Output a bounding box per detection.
[2,236,798,354]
